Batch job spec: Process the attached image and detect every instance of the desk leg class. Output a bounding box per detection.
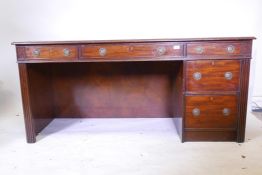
[18,64,36,143]
[237,59,250,143]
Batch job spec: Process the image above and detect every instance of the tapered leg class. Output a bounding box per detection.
[18,64,36,143]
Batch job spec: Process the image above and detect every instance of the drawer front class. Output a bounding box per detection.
[186,60,240,92]
[187,42,251,57]
[80,43,184,59]
[25,46,78,60]
[185,95,238,128]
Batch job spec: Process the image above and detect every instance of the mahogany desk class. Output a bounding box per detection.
[12,37,255,143]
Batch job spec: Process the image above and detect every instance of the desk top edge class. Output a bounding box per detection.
[12,37,256,45]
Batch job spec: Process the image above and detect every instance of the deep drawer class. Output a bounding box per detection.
[186,60,240,92]
[79,43,184,60]
[185,95,238,129]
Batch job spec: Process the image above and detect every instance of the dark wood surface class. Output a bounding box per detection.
[186,60,240,92]
[173,61,185,140]
[187,41,252,57]
[12,37,255,45]
[24,45,78,60]
[27,64,55,134]
[14,38,253,63]
[185,95,237,128]
[184,130,237,142]
[18,64,36,143]
[51,62,180,118]
[237,59,251,142]
[79,43,184,60]
[14,37,254,143]
[18,64,55,143]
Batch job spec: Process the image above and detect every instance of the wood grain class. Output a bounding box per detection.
[237,59,251,142]
[18,64,36,143]
[187,41,252,57]
[186,60,240,92]
[173,61,185,140]
[51,62,180,118]
[18,64,55,143]
[14,37,254,143]
[12,37,256,45]
[24,45,78,60]
[184,130,237,141]
[27,64,55,134]
[185,95,238,128]
[80,43,184,60]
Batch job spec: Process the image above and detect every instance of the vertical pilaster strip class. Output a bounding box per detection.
[237,59,250,142]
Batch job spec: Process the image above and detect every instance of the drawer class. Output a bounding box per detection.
[186,60,240,92]
[187,41,251,57]
[185,95,238,128]
[79,43,184,59]
[25,46,78,60]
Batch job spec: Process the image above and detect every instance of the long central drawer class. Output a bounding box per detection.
[79,43,184,60]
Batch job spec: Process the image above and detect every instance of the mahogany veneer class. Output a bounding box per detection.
[186,60,240,92]
[12,37,255,143]
[185,95,238,128]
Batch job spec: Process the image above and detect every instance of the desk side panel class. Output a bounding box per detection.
[27,64,55,134]
[173,62,184,141]
[19,63,55,143]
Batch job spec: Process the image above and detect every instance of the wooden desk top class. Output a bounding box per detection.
[13,37,255,63]
[12,37,255,45]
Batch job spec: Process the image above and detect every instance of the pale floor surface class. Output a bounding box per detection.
[0,112,262,175]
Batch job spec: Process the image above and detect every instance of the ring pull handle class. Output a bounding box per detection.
[33,49,40,56]
[227,45,235,53]
[193,72,202,80]
[192,108,201,117]
[222,108,230,116]
[63,48,70,56]
[195,46,204,54]
[99,47,107,56]
[156,46,166,56]
[224,72,233,80]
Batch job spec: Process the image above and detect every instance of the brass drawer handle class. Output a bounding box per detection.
[227,45,235,53]
[33,49,40,56]
[156,46,166,56]
[192,108,200,117]
[224,72,233,80]
[99,47,107,56]
[222,108,230,116]
[195,46,204,54]
[63,48,70,56]
[193,72,202,80]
